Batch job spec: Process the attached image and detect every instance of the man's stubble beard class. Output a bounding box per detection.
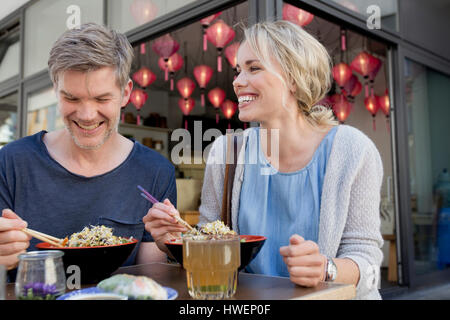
[65,112,120,150]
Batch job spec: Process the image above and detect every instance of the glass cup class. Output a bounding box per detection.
[183,234,240,300]
[0,264,6,300]
[15,251,66,300]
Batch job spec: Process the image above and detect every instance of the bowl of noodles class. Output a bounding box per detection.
[164,220,266,271]
[36,225,138,284]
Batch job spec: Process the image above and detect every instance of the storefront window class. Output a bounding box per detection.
[0,23,20,83]
[121,2,246,143]
[120,2,247,216]
[323,0,398,31]
[283,1,398,287]
[0,92,18,147]
[405,59,450,275]
[24,0,104,78]
[0,39,20,83]
[27,87,63,136]
[107,0,199,34]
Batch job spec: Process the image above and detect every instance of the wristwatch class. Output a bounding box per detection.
[324,257,337,282]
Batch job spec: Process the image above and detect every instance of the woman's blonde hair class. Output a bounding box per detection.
[243,20,337,128]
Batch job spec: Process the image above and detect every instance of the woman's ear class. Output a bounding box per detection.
[289,80,296,95]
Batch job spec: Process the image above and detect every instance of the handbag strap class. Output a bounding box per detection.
[221,134,238,229]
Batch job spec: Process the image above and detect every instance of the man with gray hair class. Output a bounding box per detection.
[0,23,175,278]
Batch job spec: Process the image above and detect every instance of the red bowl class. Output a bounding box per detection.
[36,239,138,284]
[165,235,266,271]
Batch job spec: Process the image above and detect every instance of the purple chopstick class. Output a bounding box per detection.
[140,193,153,203]
[138,185,196,232]
[137,185,159,204]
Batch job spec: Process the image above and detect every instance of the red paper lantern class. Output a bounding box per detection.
[132,67,156,88]
[365,95,379,115]
[152,34,180,81]
[343,74,362,102]
[130,0,158,25]
[350,51,379,98]
[377,89,391,132]
[224,42,240,70]
[176,77,196,99]
[208,87,226,124]
[167,53,184,72]
[317,95,333,108]
[193,65,213,107]
[158,53,183,76]
[282,3,314,26]
[158,53,183,90]
[369,56,382,82]
[206,20,235,72]
[351,78,362,98]
[221,99,238,129]
[130,89,148,110]
[178,97,195,129]
[331,94,352,123]
[200,12,222,51]
[130,89,148,125]
[377,91,390,116]
[368,56,382,96]
[364,94,379,131]
[332,63,352,89]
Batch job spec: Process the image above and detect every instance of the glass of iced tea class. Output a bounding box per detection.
[182,234,240,299]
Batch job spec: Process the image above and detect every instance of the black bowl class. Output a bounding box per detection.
[36,239,138,284]
[165,235,266,271]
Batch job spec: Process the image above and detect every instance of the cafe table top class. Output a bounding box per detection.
[5,262,356,300]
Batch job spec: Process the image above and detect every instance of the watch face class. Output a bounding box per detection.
[327,258,337,281]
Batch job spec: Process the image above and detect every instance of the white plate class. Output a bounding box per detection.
[57,286,178,300]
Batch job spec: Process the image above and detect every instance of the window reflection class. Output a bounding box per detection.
[27,87,64,136]
[0,24,20,83]
[0,92,18,148]
[24,0,104,78]
[108,0,199,33]
[405,58,450,274]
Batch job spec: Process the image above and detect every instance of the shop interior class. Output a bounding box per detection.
[0,0,403,289]
[117,1,398,288]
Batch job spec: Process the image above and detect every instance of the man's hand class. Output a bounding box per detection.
[0,209,31,270]
[279,234,327,287]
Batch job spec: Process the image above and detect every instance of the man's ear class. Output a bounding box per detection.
[121,79,133,106]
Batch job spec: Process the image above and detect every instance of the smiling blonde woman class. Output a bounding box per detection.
[144,20,384,300]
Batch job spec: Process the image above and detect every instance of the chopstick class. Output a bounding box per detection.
[138,185,158,204]
[22,228,64,248]
[137,185,196,232]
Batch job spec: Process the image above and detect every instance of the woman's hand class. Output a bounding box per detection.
[279,234,327,287]
[142,199,187,254]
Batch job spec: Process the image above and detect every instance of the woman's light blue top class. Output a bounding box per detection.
[238,126,338,277]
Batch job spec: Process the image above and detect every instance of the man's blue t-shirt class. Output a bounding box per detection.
[0,131,176,271]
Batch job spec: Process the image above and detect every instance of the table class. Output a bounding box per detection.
[5,262,356,300]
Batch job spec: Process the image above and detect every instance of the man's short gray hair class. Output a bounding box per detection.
[48,23,134,92]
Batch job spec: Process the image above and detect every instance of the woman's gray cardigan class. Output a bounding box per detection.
[198,125,384,300]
